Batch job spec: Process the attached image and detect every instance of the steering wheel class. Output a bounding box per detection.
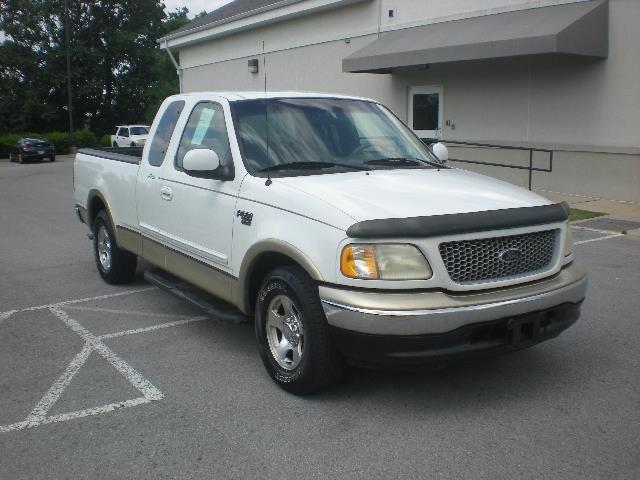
[349,141,379,159]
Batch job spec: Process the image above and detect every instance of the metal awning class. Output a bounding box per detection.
[343,0,608,73]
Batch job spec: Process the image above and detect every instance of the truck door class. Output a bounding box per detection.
[136,99,185,266]
[118,127,130,147]
[153,100,240,274]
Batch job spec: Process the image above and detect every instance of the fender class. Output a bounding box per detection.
[86,189,122,246]
[238,239,324,313]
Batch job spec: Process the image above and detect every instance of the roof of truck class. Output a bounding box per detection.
[170,91,375,102]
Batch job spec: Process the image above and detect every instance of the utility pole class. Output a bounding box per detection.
[64,0,75,146]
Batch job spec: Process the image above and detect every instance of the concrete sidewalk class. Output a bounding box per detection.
[538,189,640,237]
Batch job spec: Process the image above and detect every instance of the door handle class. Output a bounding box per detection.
[147,173,156,180]
[160,186,173,201]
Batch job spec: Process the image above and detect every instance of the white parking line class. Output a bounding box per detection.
[98,316,209,340]
[65,305,200,319]
[0,310,18,324]
[0,398,152,433]
[571,225,619,235]
[574,233,624,245]
[49,306,164,402]
[0,287,156,317]
[571,225,625,246]
[0,287,213,433]
[25,344,94,423]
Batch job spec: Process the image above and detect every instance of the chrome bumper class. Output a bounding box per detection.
[320,262,587,336]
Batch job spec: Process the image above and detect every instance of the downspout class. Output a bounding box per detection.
[163,40,183,93]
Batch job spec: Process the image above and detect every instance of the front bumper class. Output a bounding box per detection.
[320,262,587,366]
[20,150,55,160]
[330,302,582,368]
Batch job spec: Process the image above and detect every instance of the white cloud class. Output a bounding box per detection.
[163,0,233,17]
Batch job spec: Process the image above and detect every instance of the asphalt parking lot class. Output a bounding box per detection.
[1,157,639,479]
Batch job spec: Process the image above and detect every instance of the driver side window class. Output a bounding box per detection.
[176,102,232,170]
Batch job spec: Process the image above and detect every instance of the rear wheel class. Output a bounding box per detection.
[92,210,137,284]
[255,266,344,395]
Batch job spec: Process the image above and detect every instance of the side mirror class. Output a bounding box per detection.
[183,148,220,173]
[431,142,448,163]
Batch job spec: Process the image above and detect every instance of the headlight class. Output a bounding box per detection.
[340,244,432,280]
[563,224,573,256]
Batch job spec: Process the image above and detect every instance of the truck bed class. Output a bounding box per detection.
[78,147,143,164]
[74,147,142,230]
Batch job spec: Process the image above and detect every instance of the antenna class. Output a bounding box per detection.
[263,40,272,186]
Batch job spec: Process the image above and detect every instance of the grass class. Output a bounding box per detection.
[569,208,606,222]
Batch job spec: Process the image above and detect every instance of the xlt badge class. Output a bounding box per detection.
[236,210,253,226]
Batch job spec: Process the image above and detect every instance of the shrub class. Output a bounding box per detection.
[0,134,22,158]
[74,128,98,148]
[100,133,112,147]
[46,132,71,155]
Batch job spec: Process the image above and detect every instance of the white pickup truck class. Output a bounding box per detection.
[111,125,151,148]
[74,92,587,394]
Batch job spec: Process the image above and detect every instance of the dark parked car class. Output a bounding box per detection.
[9,138,56,163]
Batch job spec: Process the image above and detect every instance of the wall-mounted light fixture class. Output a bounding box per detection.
[248,58,259,74]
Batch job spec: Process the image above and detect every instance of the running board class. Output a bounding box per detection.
[144,269,248,324]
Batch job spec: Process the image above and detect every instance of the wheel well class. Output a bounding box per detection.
[88,195,106,230]
[247,252,298,313]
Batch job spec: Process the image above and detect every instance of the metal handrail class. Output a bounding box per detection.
[423,139,554,190]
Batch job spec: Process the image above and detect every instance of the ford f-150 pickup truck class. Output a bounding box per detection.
[73,92,587,394]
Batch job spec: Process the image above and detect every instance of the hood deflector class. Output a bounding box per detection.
[346,202,570,239]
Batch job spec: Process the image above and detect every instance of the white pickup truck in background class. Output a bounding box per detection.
[111,125,151,148]
[74,92,587,394]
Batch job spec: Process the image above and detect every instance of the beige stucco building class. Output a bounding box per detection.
[161,0,640,202]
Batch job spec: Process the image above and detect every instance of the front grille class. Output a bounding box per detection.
[439,230,558,283]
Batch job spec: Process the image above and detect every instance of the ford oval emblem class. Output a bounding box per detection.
[498,248,522,263]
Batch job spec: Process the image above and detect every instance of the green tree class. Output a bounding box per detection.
[0,1,192,136]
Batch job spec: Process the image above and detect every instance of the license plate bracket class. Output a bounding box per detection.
[507,313,546,350]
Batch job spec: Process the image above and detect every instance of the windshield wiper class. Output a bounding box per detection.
[365,157,444,168]
[365,158,422,166]
[259,161,369,173]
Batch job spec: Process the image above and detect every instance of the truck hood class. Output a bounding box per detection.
[275,168,552,226]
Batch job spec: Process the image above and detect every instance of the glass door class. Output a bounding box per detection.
[408,86,443,140]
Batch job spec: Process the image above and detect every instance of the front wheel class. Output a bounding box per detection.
[112,141,118,148]
[92,210,137,284]
[255,266,344,395]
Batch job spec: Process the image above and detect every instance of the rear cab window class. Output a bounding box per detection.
[148,100,185,167]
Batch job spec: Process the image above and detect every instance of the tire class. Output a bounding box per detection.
[112,141,118,147]
[255,266,344,395]
[130,142,135,148]
[92,210,137,284]
[18,153,24,164]
[49,156,55,162]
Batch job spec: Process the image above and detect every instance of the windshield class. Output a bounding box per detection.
[230,98,441,175]
[129,127,149,135]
